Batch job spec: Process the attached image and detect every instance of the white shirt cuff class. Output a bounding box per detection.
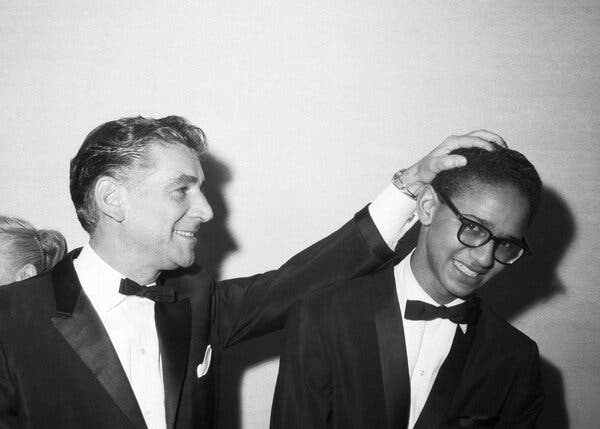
[369,184,418,250]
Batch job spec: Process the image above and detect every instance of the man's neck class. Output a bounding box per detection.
[89,234,160,286]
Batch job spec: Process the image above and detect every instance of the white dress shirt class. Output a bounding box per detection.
[68,184,414,429]
[394,251,467,429]
[74,245,167,429]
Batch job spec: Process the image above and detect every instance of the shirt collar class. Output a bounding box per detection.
[73,244,128,314]
[395,250,467,333]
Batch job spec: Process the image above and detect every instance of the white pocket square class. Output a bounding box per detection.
[197,345,212,378]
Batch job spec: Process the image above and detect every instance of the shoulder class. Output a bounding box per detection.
[0,270,56,323]
[307,269,385,303]
[295,268,394,321]
[477,301,540,356]
[0,268,55,299]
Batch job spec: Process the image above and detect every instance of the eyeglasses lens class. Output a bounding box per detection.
[494,242,524,264]
[458,223,524,264]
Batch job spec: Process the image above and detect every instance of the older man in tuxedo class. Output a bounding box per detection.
[271,143,543,429]
[0,115,499,429]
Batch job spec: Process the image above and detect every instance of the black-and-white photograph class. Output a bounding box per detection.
[0,2,598,428]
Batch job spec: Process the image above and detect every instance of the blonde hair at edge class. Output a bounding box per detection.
[0,216,67,286]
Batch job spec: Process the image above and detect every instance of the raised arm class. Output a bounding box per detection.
[213,130,506,347]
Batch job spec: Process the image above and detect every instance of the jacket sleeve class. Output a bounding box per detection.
[496,341,544,429]
[270,300,331,429]
[213,206,395,348]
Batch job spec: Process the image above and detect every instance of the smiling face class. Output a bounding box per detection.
[412,182,530,304]
[118,143,214,275]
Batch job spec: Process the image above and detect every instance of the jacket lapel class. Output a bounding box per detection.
[50,250,147,429]
[414,311,479,429]
[154,292,191,429]
[371,267,410,429]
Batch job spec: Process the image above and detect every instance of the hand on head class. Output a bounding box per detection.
[398,130,507,196]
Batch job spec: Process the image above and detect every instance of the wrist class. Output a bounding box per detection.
[391,168,424,200]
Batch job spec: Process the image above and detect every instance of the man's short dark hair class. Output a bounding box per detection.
[70,115,208,233]
[431,146,542,222]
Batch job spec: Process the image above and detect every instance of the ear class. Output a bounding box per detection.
[416,185,441,226]
[94,176,125,223]
[15,263,37,281]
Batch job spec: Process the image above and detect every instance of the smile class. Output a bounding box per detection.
[452,260,480,278]
[174,230,197,238]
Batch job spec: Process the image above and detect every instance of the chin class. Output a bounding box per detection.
[179,259,195,268]
[177,252,196,268]
[161,255,195,271]
[447,277,481,299]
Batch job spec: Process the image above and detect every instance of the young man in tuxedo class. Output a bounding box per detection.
[0,115,499,429]
[271,144,543,429]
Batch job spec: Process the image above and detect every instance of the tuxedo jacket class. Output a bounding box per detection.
[271,266,544,429]
[0,207,394,429]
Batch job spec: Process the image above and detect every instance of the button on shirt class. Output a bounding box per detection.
[394,251,467,429]
[73,245,166,429]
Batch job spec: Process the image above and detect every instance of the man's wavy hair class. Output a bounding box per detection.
[70,116,208,233]
[431,146,543,223]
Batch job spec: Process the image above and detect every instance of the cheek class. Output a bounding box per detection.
[429,224,462,260]
[425,228,461,279]
[135,202,175,226]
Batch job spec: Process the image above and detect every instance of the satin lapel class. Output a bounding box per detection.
[155,298,191,429]
[50,251,147,429]
[372,267,410,429]
[414,321,478,429]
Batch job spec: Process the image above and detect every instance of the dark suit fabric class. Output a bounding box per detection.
[0,207,393,429]
[271,267,544,429]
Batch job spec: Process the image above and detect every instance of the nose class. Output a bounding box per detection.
[190,191,214,223]
[469,240,495,268]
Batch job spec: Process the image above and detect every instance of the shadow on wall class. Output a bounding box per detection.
[198,173,574,429]
[194,153,237,281]
[194,152,280,429]
[480,186,574,428]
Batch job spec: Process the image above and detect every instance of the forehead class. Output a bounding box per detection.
[136,142,204,182]
[449,183,530,237]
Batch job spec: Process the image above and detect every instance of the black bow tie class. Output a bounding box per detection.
[119,278,176,303]
[404,299,479,324]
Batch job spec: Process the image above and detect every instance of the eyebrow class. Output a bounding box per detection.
[462,213,522,242]
[167,174,200,188]
[462,213,494,230]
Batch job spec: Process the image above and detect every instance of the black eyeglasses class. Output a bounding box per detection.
[435,189,531,265]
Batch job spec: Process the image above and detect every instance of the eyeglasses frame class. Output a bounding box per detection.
[434,188,532,265]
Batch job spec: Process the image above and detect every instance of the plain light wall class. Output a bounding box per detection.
[1,1,599,428]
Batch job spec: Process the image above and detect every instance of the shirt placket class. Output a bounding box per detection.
[130,299,160,424]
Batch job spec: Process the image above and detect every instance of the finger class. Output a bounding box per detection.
[466,129,507,148]
[428,154,467,174]
[431,135,496,156]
